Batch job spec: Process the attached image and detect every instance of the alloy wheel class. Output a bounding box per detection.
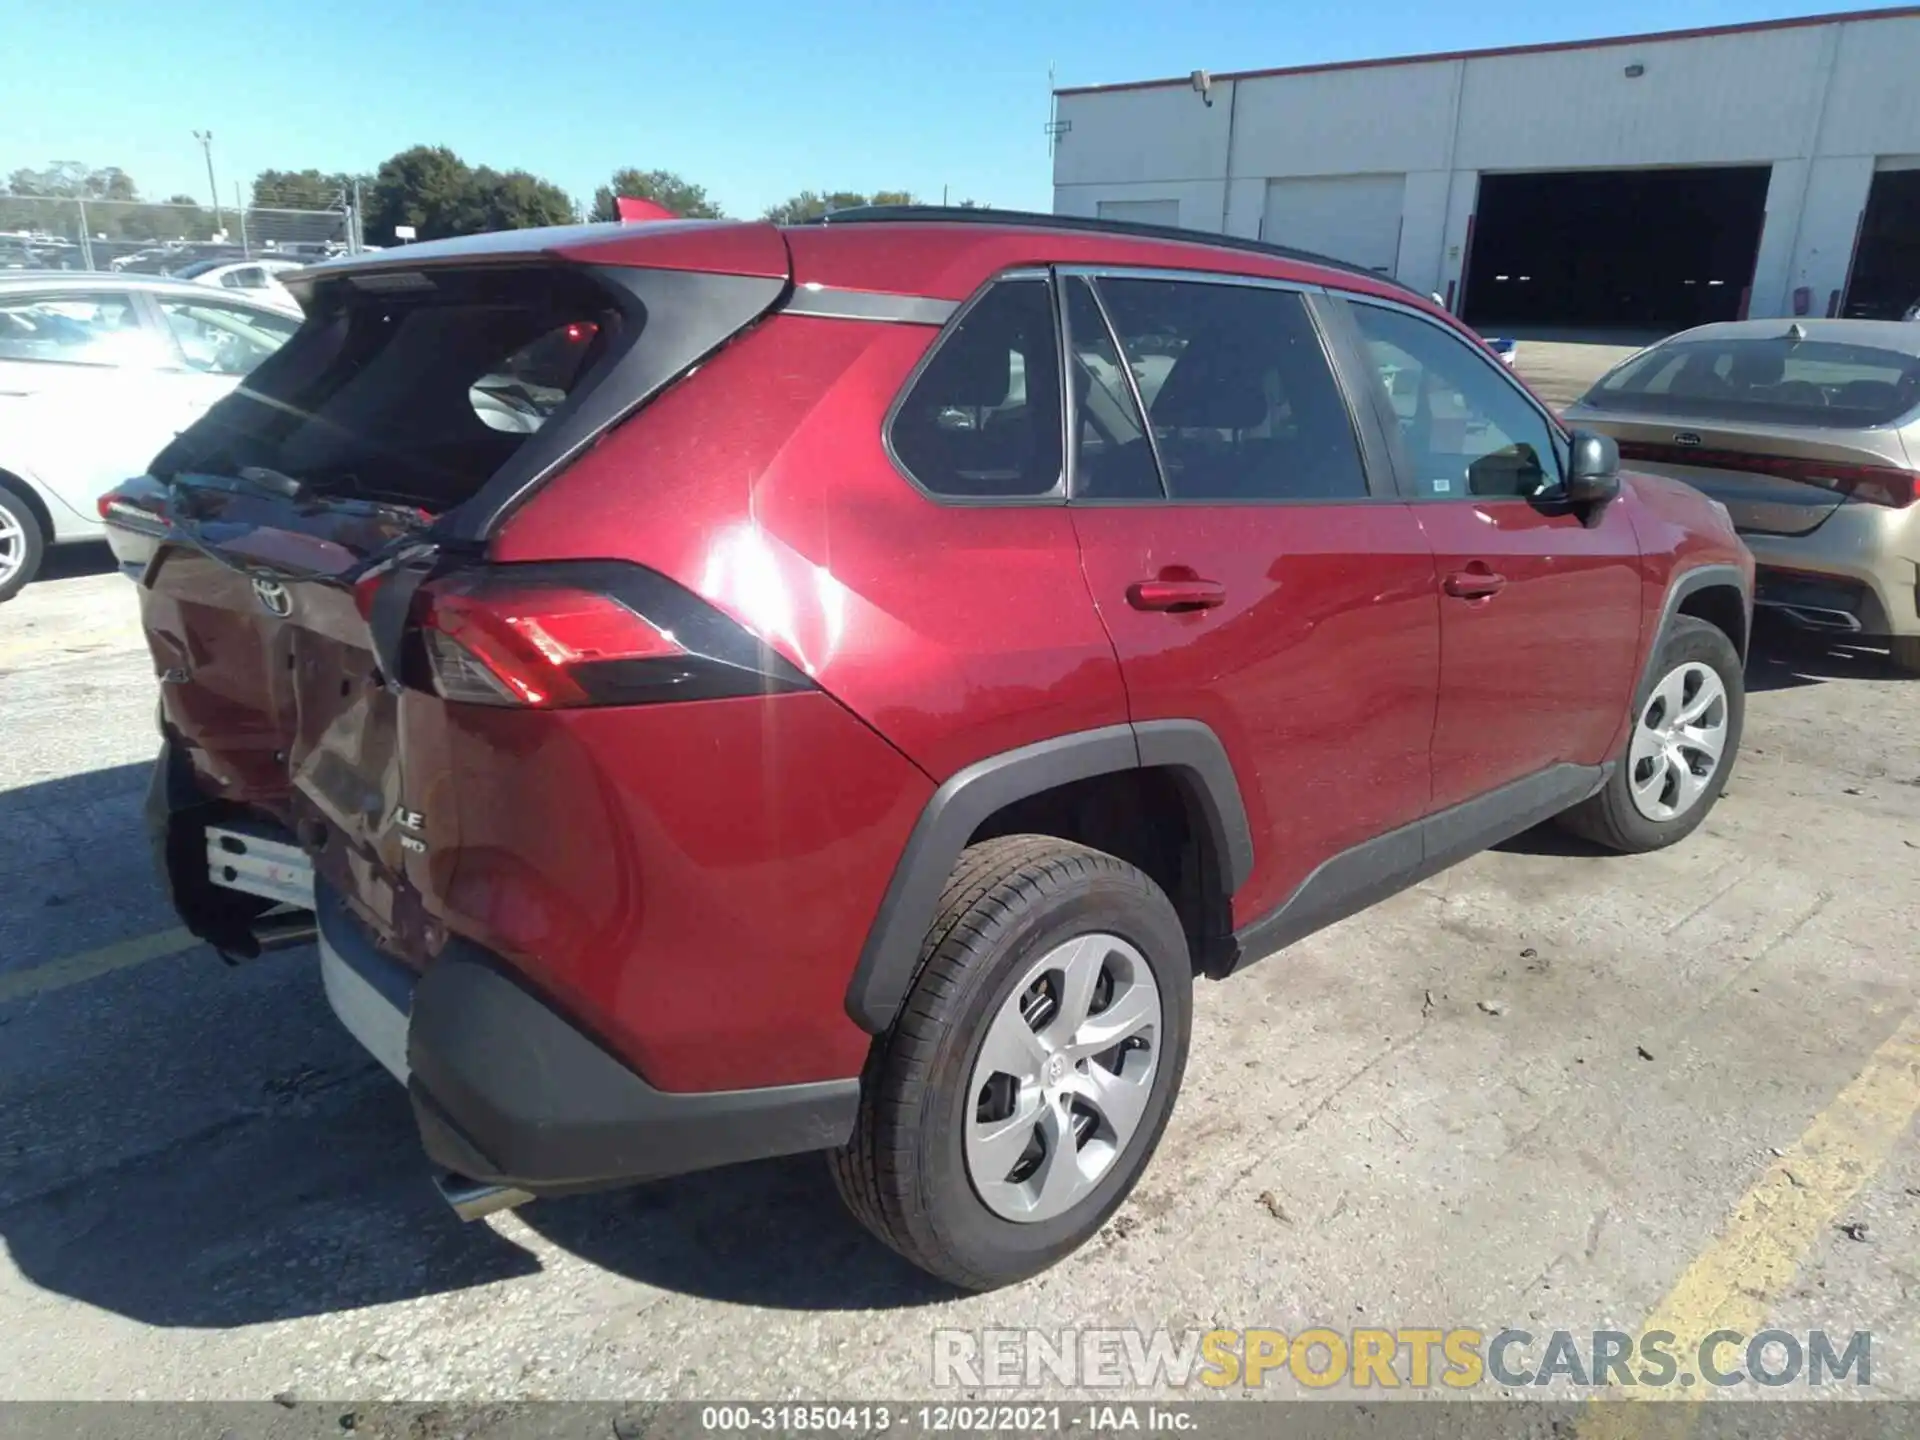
[1628,661,1730,822]
[964,932,1162,1223]
[0,508,24,590]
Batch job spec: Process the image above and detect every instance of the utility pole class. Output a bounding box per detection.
[193,130,222,231]
[235,182,249,257]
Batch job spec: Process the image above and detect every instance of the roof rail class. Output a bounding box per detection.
[811,205,1423,298]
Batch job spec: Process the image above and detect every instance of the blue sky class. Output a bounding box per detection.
[9,1,1911,219]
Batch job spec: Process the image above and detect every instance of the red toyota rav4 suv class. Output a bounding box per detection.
[108,209,1752,1290]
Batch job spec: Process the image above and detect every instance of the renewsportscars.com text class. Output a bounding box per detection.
[933,1327,1871,1391]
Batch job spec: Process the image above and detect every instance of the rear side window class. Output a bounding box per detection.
[1093,278,1368,502]
[1585,336,1920,427]
[889,279,1063,498]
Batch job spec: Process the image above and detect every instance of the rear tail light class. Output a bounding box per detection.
[1617,442,1920,508]
[409,561,812,708]
[97,486,171,535]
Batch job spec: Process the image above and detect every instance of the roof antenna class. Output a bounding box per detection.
[1786,321,1808,343]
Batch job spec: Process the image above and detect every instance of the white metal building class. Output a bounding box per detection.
[1051,7,1920,328]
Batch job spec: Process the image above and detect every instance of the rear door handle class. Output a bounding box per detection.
[1443,567,1508,600]
[1127,577,1226,612]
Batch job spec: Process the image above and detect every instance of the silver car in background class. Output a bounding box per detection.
[1564,319,1920,672]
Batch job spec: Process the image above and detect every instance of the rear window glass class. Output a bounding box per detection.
[157,268,623,512]
[1584,337,1920,427]
[889,279,1063,498]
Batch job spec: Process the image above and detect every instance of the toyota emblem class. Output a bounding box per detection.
[252,578,293,617]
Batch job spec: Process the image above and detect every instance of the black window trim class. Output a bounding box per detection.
[1056,264,1397,509]
[1059,270,1166,501]
[879,266,1069,508]
[1335,292,1573,505]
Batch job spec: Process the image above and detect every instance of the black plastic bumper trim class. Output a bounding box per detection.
[312,881,859,1192]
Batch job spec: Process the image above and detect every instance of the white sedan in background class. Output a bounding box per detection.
[170,256,307,306]
[0,273,301,598]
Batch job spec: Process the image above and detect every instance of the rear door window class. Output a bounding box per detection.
[888,278,1064,499]
[1091,276,1369,502]
[1585,336,1920,426]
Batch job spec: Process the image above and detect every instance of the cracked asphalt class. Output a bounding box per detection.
[4,503,1919,1407]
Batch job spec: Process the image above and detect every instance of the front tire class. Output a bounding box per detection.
[1559,615,1744,853]
[829,836,1192,1290]
[1889,635,1920,675]
[0,486,46,603]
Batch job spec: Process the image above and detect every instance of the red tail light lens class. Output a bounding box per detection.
[97,487,171,534]
[1616,442,1920,508]
[410,561,811,709]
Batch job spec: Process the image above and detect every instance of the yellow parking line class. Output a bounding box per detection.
[0,927,198,1004]
[1580,1008,1920,1437]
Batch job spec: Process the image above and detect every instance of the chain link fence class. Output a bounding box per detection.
[0,195,360,275]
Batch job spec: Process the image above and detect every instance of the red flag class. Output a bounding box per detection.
[614,195,676,222]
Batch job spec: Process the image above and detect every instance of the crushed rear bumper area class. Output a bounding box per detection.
[315,882,862,1198]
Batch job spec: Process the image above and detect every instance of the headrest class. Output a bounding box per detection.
[1149,342,1269,429]
[1728,346,1785,388]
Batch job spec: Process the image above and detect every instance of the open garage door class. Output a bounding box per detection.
[1464,167,1770,331]
[1263,175,1405,276]
[1843,165,1920,321]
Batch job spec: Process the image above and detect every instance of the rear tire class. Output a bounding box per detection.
[829,836,1192,1290]
[0,486,46,603]
[1890,635,1920,676]
[1558,615,1744,853]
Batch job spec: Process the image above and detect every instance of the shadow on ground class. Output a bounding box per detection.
[1744,615,1913,693]
[0,761,947,1331]
[29,540,117,585]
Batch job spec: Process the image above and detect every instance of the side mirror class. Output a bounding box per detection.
[1565,430,1621,504]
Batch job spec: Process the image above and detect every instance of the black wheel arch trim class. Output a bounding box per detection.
[845,720,1253,1033]
[1646,562,1752,685]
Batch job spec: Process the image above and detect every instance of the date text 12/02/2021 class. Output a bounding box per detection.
[699,1406,1194,1432]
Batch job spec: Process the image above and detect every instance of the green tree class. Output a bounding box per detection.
[7,161,139,201]
[761,189,922,224]
[364,146,576,242]
[588,168,723,222]
[364,145,472,242]
[251,168,366,211]
[459,167,577,232]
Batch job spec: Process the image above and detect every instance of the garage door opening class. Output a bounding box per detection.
[1463,167,1770,332]
[1843,168,1920,320]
